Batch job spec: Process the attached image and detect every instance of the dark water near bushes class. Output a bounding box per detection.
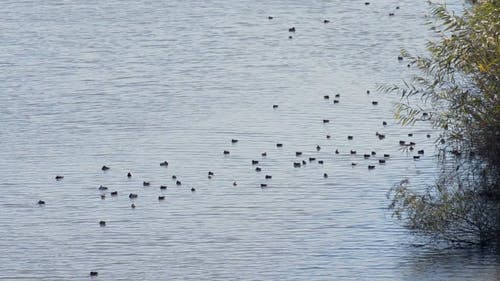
[0,0,498,280]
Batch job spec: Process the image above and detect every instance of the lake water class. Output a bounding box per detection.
[0,0,498,280]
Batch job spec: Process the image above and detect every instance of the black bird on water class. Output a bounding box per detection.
[102,165,110,171]
[55,175,64,180]
[288,27,295,32]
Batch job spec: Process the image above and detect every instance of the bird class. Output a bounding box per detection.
[37,200,45,205]
[265,175,272,179]
[293,162,301,168]
[296,152,302,156]
[316,145,321,151]
[143,181,150,186]
[324,95,330,99]
[110,191,118,196]
[252,160,259,165]
[350,150,357,154]
[260,184,267,188]
[223,150,230,155]
[101,165,110,171]
[268,16,273,20]
[371,151,376,156]
[365,2,370,5]
[323,173,328,178]
[99,221,106,227]
[255,167,262,172]
[127,172,132,178]
[335,94,340,98]
[158,196,165,201]
[364,154,371,159]
[398,56,403,60]
[326,135,331,139]
[333,100,339,104]
[176,181,182,186]
[413,156,421,160]
[323,19,330,23]
[160,161,169,167]
[262,152,267,157]
[382,121,387,126]
[379,159,386,164]
[100,194,105,200]
[323,119,330,123]
[318,160,324,164]
[335,149,339,154]
[288,27,295,32]
[389,12,395,16]
[384,154,390,158]
[131,203,136,209]
[129,193,138,199]
[408,133,413,137]
[172,175,177,179]
[231,139,238,143]
[90,271,98,277]
[372,101,378,105]
[368,165,375,170]
[418,150,425,154]
[208,171,214,176]
[276,143,283,147]
[309,157,316,162]
[160,185,167,190]
[273,104,279,108]
[98,185,108,191]
[233,181,237,186]
[55,175,64,180]
[191,187,196,192]
[348,136,353,140]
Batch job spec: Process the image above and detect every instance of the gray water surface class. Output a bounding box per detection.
[0,0,498,280]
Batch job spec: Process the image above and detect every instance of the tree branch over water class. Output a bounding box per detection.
[381,0,500,247]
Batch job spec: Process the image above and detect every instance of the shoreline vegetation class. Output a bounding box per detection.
[382,0,499,247]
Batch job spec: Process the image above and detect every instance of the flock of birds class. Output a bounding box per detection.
[34,3,432,278]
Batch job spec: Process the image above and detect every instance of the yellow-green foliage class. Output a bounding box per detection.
[385,0,500,246]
